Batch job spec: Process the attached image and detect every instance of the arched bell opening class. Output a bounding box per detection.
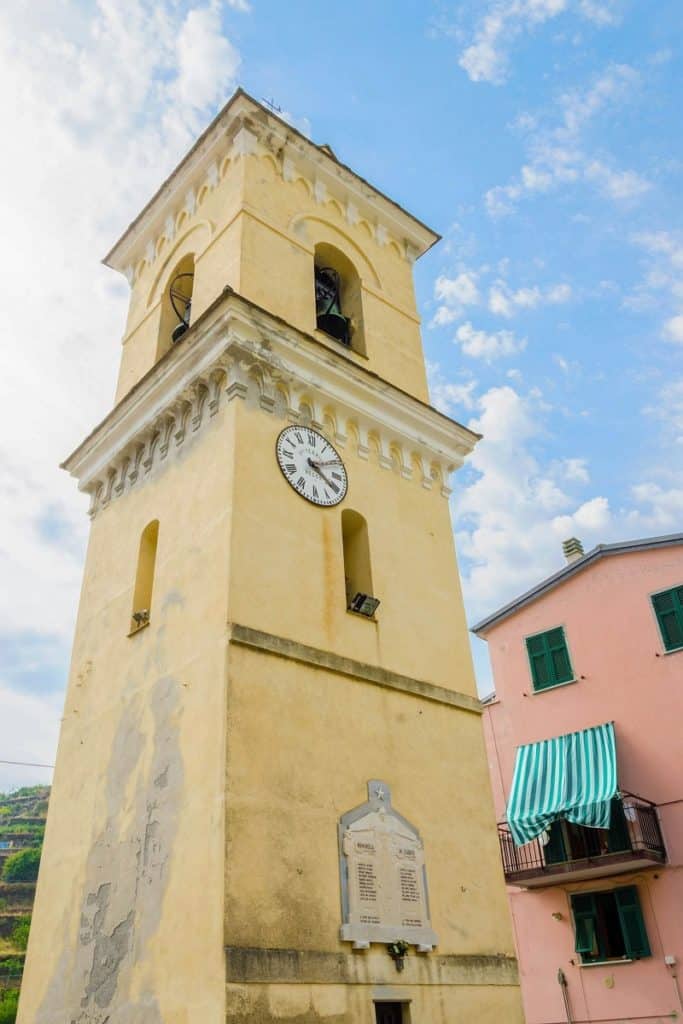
[157,253,195,360]
[313,243,366,356]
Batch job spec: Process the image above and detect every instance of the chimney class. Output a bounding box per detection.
[562,537,584,564]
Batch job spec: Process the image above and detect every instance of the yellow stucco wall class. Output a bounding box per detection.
[19,408,237,1023]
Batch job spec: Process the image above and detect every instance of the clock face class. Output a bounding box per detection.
[276,426,348,506]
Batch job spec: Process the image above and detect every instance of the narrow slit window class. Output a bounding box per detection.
[342,510,379,618]
[130,520,159,634]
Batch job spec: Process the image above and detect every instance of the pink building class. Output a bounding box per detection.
[476,534,683,1024]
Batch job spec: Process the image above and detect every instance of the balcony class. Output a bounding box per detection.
[499,794,666,888]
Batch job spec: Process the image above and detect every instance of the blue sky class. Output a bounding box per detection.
[1,0,682,791]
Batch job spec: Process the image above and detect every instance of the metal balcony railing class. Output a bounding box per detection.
[499,793,666,887]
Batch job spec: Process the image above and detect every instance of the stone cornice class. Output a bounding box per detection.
[229,624,482,715]
[62,289,480,518]
[103,89,439,280]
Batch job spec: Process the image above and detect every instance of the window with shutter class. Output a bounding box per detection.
[525,627,574,691]
[571,887,651,963]
[652,586,683,652]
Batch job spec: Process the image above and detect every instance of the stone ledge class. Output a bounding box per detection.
[225,946,518,987]
[228,624,482,715]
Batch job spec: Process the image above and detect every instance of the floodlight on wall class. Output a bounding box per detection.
[169,272,194,343]
[349,593,380,617]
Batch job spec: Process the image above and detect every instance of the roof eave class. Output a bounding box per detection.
[103,88,440,274]
[472,533,683,636]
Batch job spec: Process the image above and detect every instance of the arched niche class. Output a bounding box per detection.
[146,222,210,311]
[341,510,375,613]
[156,253,195,361]
[314,242,367,356]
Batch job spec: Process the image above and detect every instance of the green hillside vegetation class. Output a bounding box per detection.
[0,784,50,1022]
[1,851,41,885]
[0,989,18,1024]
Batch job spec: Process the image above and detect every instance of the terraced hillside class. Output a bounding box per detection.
[0,786,49,1023]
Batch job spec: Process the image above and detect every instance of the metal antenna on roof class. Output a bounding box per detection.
[262,97,282,114]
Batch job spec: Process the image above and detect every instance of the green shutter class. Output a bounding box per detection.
[544,820,567,864]
[526,628,573,691]
[526,634,550,688]
[653,587,683,651]
[572,893,598,957]
[615,886,651,959]
[547,628,573,683]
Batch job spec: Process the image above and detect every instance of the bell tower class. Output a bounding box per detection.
[19,91,522,1024]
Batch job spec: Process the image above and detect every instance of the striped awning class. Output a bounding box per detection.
[506,722,618,846]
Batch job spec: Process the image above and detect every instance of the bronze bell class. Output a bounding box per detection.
[169,272,194,344]
[315,266,350,346]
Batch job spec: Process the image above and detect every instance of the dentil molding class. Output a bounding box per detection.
[62,289,479,519]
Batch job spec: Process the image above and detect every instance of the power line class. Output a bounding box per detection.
[0,759,54,769]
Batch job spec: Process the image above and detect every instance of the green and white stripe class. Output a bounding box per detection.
[506,722,617,846]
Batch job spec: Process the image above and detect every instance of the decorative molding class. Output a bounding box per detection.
[63,290,479,519]
[228,623,482,715]
[103,91,439,282]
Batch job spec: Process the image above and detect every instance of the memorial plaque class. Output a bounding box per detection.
[338,780,437,949]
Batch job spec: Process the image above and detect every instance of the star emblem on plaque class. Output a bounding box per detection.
[338,780,437,951]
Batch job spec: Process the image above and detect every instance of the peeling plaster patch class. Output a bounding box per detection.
[36,675,184,1023]
[79,885,134,1011]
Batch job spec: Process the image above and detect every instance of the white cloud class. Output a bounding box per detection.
[643,379,683,445]
[563,457,590,482]
[427,363,479,415]
[630,232,683,341]
[455,322,527,361]
[452,384,607,623]
[664,315,683,344]
[626,483,683,531]
[172,2,241,111]
[431,271,480,324]
[488,280,572,316]
[547,283,573,303]
[584,160,651,200]
[0,685,60,793]
[457,0,619,86]
[578,0,621,25]
[0,1,247,788]
[552,495,611,535]
[485,64,648,215]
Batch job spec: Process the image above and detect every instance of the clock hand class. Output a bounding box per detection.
[307,459,334,488]
[312,459,342,467]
